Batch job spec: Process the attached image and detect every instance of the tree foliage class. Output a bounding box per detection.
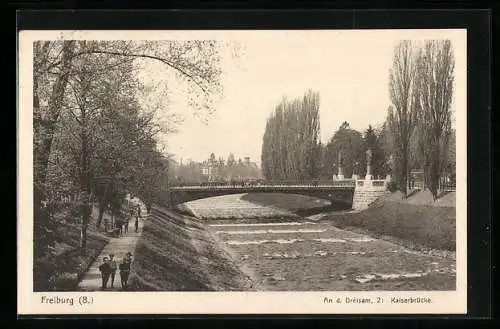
[322,122,363,179]
[261,90,321,181]
[33,39,229,260]
[361,125,388,178]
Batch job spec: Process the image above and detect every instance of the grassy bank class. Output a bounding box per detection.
[241,193,350,216]
[242,192,456,252]
[324,202,456,251]
[127,206,254,291]
[34,207,110,291]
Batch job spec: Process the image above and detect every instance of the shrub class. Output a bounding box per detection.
[55,272,79,291]
[387,180,399,192]
[33,258,57,291]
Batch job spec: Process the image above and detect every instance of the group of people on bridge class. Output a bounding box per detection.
[199,179,265,188]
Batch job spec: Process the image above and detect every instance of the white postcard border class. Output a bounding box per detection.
[18,29,467,315]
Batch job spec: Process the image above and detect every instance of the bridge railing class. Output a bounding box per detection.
[170,179,356,189]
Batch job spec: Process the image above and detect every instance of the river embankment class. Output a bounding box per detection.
[127,206,255,291]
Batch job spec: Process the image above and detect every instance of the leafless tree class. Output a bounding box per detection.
[414,40,455,200]
[388,40,420,197]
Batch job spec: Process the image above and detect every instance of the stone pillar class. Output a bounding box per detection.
[337,150,344,180]
[365,148,373,180]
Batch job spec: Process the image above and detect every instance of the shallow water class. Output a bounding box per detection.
[183,194,455,291]
[216,229,326,235]
[184,194,297,219]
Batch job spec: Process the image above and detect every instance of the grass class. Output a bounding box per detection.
[325,202,456,251]
[241,193,350,216]
[127,206,254,291]
[34,206,110,291]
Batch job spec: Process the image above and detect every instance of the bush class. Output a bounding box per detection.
[387,180,399,192]
[55,272,79,291]
[34,258,58,291]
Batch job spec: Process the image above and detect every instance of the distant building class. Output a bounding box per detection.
[199,154,262,182]
[201,156,220,181]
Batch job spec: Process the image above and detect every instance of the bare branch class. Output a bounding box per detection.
[73,49,209,95]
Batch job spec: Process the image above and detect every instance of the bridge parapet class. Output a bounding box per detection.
[356,179,387,189]
[170,180,356,189]
[167,181,356,206]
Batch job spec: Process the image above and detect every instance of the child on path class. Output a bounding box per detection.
[98,257,111,290]
[109,254,118,288]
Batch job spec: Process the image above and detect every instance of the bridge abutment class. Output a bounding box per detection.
[352,179,388,210]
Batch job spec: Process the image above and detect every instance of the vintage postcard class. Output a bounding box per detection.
[18,29,467,315]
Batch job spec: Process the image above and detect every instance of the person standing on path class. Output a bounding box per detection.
[98,257,111,291]
[134,205,141,233]
[122,206,131,235]
[114,217,123,237]
[109,254,118,288]
[123,210,129,235]
[119,252,132,290]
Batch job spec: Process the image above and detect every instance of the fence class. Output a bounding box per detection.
[408,177,456,192]
[170,179,356,189]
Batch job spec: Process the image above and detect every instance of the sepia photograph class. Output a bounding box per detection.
[18,28,467,314]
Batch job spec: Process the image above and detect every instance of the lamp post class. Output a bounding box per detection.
[386,154,394,182]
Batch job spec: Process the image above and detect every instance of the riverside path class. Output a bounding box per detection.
[78,214,147,291]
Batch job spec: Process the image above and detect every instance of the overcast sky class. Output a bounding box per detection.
[137,30,466,166]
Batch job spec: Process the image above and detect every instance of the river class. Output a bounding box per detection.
[183,194,456,291]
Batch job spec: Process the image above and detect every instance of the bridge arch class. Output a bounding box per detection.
[168,185,355,207]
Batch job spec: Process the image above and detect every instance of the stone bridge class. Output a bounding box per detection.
[168,181,357,207]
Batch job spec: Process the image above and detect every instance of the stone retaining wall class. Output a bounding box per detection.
[352,180,388,210]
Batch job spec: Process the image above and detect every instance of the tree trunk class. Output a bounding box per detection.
[33,41,76,209]
[96,184,109,229]
[398,145,409,198]
[79,103,92,255]
[96,201,106,229]
[80,220,88,254]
